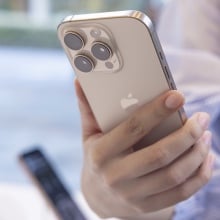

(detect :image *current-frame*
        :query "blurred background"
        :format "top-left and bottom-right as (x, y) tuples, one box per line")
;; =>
(0, 0), (170, 194)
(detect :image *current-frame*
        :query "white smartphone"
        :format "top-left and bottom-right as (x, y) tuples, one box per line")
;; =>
(57, 10), (186, 148)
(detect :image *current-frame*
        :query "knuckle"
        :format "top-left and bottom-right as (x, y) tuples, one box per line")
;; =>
(126, 116), (145, 137)
(167, 168), (184, 185)
(153, 147), (170, 167)
(187, 120), (202, 142)
(189, 129), (200, 142)
(89, 148), (104, 171)
(102, 172), (121, 188)
(194, 145), (207, 162)
(154, 105), (168, 119)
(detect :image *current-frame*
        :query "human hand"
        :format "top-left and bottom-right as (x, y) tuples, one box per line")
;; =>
(74, 79), (214, 219)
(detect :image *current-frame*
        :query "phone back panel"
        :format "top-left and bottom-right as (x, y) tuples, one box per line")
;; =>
(58, 11), (186, 146)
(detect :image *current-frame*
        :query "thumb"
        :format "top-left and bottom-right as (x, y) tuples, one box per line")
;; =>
(74, 79), (101, 141)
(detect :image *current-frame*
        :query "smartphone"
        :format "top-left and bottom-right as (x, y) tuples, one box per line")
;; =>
(19, 148), (86, 220)
(57, 10), (186, 147)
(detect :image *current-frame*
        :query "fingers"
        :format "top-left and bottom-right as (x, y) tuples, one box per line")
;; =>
(110, 112), (210, 180)
(133, 153), (215, 213)
(91, 90), (185, 162)
(74, 79), (101, 141)
(144, 131), (212, 195)
(113, 131), (212, 201)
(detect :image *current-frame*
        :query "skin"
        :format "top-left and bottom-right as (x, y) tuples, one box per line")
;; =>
(74, 79), (215, 220)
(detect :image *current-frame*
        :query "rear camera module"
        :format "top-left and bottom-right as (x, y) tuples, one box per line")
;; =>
(64, 32), (84, 50)
(74, 55), (94, 73)
(91, 42), (112, 61)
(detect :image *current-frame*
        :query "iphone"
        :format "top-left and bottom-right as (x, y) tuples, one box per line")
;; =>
(57, 10), (186, 147)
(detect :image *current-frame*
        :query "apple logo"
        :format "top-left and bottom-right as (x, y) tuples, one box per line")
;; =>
(120, 93), (139, 111)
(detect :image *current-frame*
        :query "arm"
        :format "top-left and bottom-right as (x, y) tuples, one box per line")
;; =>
(75, 79), (214, 220)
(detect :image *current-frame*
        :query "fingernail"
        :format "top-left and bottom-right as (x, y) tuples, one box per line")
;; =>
(198, 113), (210, 130)
(165, 92), (183, 109)
(202, 131), (212, 145)
(208, 153), (216, 169)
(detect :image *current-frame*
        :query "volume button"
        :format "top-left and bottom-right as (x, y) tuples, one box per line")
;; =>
(164, 66), (170, 80)
(159, 51), (163, 60)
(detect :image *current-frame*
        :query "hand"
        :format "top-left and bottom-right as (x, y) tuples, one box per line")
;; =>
(74, 79), (214, 219)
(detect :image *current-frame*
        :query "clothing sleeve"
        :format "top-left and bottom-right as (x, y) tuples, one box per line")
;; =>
(173, 165), (220, 220)
(157, 0), (220, 56)
(168, 50), (220, 219)
(156, 0), (220, 218)
(164, 47), (220, 151)
(159, 24), (220, 220)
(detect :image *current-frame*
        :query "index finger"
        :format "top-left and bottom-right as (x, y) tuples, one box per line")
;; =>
(74, 79), (102, 141)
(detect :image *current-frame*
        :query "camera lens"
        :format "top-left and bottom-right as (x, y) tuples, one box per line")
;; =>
(91, 42), (112, 61)
(105, 61), (114, 69)
(90, 29), (101, 38)
(64, 32), (84, 50)
(74, 55), (94, 73)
